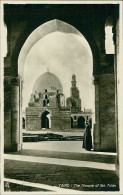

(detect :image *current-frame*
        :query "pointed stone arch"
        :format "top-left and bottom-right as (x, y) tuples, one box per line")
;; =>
(18, 19), (93, 80)
(41, 111), (51, 129)
(77, 116), (85, 129)
(4, 5), (118, 153)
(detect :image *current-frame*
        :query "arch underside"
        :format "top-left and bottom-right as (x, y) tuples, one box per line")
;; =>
(4, 4), (118, 153)
(18, 19), (93, 79)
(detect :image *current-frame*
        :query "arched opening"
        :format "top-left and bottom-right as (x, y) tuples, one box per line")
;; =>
(71, 117), (73, 128)
(105, 16), (115, 54)
(43, 99), (47, 107)
(3, 5), (119, 192)
(47, 99), (49, 107)
(18, 21), (94, 117)
(18, 19), (94, 150)
(77, 116), (85, 129)
(22, 117), (25, 129)
(41, 111), (51, 129)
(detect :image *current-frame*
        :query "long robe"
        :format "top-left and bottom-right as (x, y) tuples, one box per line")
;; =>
(82, 124), (92, 150)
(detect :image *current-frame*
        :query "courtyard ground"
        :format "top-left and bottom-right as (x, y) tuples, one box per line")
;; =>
(4, 140), (119, 193)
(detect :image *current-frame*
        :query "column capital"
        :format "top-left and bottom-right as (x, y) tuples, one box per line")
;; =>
(100, 53), (107, 66)
(11, 77), (20, 86)
(93, 76), (99, 85)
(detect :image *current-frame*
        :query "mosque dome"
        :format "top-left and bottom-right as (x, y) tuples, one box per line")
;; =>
(33, 71), (63, 93)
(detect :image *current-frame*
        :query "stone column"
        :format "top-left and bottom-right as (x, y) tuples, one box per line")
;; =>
(11, 77), (21, 151)
(4, 76), (12, 152)
(93, 73), (116, 152)
(93, 76), (101, 151)
(99, 74), (116, 152)
(19, 79), (23, 150)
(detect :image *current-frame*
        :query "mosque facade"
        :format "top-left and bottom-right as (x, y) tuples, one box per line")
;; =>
(25, 71), (92, 131)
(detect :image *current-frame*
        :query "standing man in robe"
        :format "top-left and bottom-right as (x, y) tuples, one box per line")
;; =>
(82, 121), (92, 151)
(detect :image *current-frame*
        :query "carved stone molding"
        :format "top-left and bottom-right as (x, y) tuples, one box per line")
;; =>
(11, 77), (20, 86)
(93, 76), (99, 85)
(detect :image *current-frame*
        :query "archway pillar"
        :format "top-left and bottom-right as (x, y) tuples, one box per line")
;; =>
(4, 76), (22, 152)
(11, 77), (22, 152)
(93, 76), (101, 150)
(93, 73), (116, 152)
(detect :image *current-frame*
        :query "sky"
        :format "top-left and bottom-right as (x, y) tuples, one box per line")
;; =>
(105, 26), (115, 54)
(22, 32), (94, 111)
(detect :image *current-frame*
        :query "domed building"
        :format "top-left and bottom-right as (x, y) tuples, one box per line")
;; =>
(26, 71), (70, 131)
(26, 71), (92, 131)
(33, 71), (63, 94)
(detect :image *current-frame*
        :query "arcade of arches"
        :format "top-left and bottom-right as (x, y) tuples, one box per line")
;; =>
(4, 4), (119, 174)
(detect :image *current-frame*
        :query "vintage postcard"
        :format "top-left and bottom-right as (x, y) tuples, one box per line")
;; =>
(0, 0), (123, 194)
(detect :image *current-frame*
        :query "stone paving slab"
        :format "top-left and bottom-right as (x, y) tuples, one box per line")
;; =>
(4, 159), (119, 191)
(7, 149), (116, 164)
(22, 141), (117, 155)
(4, 154), (115, 170)
(4, 182), (50, 192)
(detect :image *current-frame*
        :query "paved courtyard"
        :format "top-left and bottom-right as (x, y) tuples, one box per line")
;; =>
(4, 141), (119, 192)
(23, 141), (88, 153)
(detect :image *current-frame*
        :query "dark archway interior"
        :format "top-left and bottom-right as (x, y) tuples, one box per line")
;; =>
(41, 111), (50, 129)
(71, 117), (73, 128)
(22, 117), (25, 129)
(77, 116), (85, 128)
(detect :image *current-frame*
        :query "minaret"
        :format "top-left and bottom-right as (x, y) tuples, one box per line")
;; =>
(67, 74), (81, 112)
(71, 74), (79, 98)
(71, 74), (76, 88)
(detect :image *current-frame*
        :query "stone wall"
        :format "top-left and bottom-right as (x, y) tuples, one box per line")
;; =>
(26, 116), (41, 131)
(99, 74), (116, 151)
(26, 106), (71, 131)
(29, 92), (58, 108)
(4, 111), (12, 151)
(51, 109), (71, 130)
(94, 74), (116, 152)
(26, 107), (41, 131)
